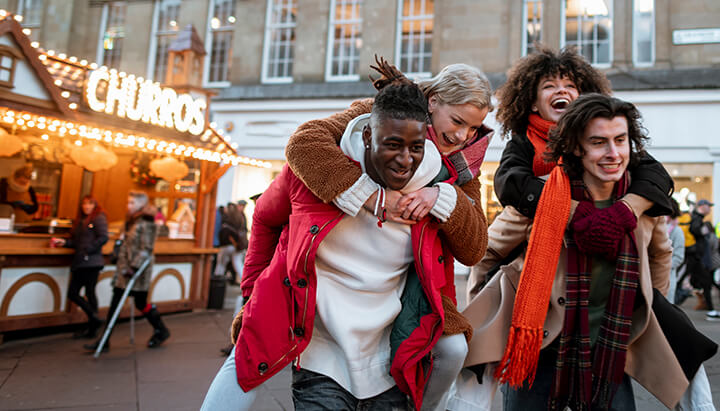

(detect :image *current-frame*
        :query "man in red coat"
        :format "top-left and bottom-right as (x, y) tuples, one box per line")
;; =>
(202, 82), (473, 410)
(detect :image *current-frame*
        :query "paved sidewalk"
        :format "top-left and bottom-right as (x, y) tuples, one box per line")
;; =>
(0, 281), (717, 410)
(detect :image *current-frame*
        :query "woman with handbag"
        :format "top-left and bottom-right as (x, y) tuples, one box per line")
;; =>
(84, 191), (170, 352)
(51, 196), (108, 339)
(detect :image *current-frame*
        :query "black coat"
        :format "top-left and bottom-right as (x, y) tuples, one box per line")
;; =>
(494, 132), (675, 218)
(65, 213), (109, 270)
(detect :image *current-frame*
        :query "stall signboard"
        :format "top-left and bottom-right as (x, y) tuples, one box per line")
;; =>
(85, 69), (207, 135)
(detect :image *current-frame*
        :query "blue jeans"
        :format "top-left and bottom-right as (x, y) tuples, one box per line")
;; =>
(501, 349), (636, 411)
(292, 368), (409, 410)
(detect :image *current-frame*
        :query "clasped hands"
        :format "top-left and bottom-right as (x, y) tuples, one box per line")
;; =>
(365, 186), (440, 225)
(570, 200), (638, 260)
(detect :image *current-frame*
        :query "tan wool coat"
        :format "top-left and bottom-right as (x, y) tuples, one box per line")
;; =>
(463, 205), (689, 409)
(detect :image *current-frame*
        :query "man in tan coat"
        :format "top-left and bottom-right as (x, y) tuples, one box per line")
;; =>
(462, 94), (688, 410)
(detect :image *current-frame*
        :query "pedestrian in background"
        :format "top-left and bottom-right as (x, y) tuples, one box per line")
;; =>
(231, 200), (249, 282)
(52, 196), (108, 339)
(84, 191), (170, 352)
(688, 199), (716, 316)
(667, 198), (685, 304)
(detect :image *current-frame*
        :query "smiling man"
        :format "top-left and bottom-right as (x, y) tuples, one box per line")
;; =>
(202, 82), (473, 411)
(463, 94), (692, 410)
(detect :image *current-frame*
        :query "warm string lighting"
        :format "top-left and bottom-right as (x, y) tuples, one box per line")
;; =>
(0, 108), (271, 168)
(0, 11), (266, 168)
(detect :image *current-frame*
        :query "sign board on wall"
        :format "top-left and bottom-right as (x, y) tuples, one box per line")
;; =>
(673, 28), (720, 45)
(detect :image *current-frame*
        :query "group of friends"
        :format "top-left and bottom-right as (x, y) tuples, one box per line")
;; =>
(201, 45), (717, 410)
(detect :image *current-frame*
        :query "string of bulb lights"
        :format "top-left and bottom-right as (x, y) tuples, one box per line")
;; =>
(0, 10), (272, 169)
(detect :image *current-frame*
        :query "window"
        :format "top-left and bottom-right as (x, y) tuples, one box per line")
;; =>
(522, 0), (542, 56)
(262, 0), (297, 83)
(17, 0), (43, 28)
(98, 1), (127, 68)
(326, 0), (363, 81)
(396, 0), (433, 77)
(205, 0), (236, 85)
(633, 0), (654, 66)
(150, 0), (181, 82)
(0, 47), (18, 88)
(563, 0), (612, 66)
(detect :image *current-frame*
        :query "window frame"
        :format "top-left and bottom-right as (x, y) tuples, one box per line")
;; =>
(632, 0), (655, 67)
(521, 0), (543, 57)
(17, 0), (43, 29)
(261, 0), (297, 84)
(96, 1), (127, 69)
(0, 46), (20, 88)
(325, 0), (363, 82)
(147, 0), (182, 82)
(394, 0), (434, 79)
(561, 0), (613, 68)
(203, 0), (236, 88)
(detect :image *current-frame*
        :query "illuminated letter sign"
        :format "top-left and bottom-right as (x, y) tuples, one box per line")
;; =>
(85, 70), (207, 135)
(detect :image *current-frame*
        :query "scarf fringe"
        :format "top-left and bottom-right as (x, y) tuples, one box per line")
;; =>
(494, 325), (543, 387)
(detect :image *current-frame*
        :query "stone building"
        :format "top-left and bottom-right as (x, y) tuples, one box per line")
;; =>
(2, 0), (719, 218)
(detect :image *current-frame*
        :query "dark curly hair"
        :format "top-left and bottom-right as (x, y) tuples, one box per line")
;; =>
(495, 45), (612, 138)
(371, 82), (428, 126)
(546, 93), (648, 179)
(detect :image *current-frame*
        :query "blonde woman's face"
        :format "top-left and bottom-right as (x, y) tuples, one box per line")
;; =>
(428, 96), (489, 155)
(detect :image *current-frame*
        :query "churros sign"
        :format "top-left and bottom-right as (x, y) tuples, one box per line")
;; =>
(85, 69), (206, 135)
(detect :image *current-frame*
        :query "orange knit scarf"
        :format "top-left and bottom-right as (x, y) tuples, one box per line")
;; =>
(494, 118), (572, 388)
(526, 114), (557, 176)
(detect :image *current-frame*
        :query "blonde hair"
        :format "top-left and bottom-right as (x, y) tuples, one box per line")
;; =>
(417, 64), (494, 112)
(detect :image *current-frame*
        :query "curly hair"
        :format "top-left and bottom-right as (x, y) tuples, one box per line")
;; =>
(495, 45), (611, 138)
(546, 93), (648, 178)
(371, 82), (428, 126)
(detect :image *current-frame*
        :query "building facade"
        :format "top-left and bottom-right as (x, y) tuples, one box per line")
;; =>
(2, 0), (719, 219)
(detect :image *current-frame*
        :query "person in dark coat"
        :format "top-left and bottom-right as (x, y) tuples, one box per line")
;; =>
(52, 196), (108, 338)
(0, 164), (39, 222)
(687, 199), (717, 317)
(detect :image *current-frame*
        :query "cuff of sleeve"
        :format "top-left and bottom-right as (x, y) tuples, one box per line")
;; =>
(332, 173), (379, 216)
(430, 183), (457, 223)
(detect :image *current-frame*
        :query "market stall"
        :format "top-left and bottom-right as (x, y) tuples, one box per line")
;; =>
(0, 13), (268, 334)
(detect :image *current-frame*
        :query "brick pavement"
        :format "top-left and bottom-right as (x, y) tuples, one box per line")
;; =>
(0, 281), (717, 410)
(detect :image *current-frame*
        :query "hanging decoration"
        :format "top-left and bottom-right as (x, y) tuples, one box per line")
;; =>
(70, 143), (118, 172)
(0, 127), (23, 157)
(130, 153), (160, 187)
(149, 156), (189, 182)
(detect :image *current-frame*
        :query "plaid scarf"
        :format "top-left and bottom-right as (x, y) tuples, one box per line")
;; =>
(549, 173), (640, 411)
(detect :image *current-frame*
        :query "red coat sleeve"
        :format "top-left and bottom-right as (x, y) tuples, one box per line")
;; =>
(240, 165), (293, 297)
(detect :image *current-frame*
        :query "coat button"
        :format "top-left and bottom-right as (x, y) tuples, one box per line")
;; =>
(283, 277), (291, 287)
(438, 255), (444, 263)
(527, 194), (535, 202)
(297, 279), (307, 288)
(543, 330), (549, 338)
(258, 362), (268, 373)
(557, 297), (565, 305)
(294, 326), (305, 337)
(309, 225), (319, 234)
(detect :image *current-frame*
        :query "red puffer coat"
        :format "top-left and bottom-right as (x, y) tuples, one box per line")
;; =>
(236, 164), (458, 409)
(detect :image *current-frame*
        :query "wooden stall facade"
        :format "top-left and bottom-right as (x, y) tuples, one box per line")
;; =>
(0, 15), (257, 334)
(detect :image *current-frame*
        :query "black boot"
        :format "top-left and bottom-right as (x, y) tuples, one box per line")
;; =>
(74, 314), (103, 339)
(145, 305), (170, 348)
(83, 339), (109, 353)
